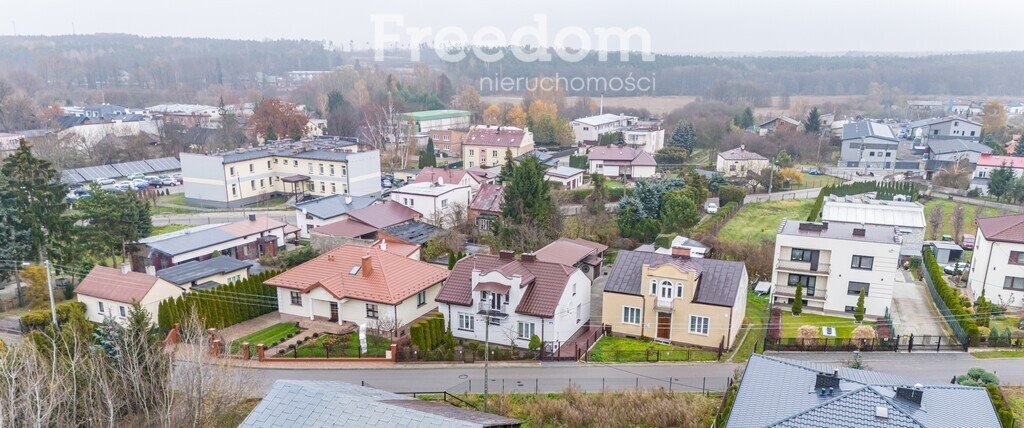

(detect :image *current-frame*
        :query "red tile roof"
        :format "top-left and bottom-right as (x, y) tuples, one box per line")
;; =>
(587, 146), (657, 166)
(75, 266), (160, 303)
(534, 238), (607, 266)
(265, 244), (449, 304)
(437, 254), (576, 318)
(469, 184), (504, 214)
(311, 218), (378, 238)
(413, 167), (473, 186)
(465, 126), (529, 147)
(977, 214), (1024, 244)
(977, 154), (1024, 169)
(347, 201), (420, 229)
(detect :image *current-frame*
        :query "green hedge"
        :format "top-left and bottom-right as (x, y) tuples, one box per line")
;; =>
(807, 181), (918, 221)
(20, 301), (86, 330)
(410, 313), (452, 350)
(561, 187), (626, 204)
(987, 384), (1016, 428)
(157, 269), (280, 330)
(922, 247), (979, 339)
(691, 202), (740, 237)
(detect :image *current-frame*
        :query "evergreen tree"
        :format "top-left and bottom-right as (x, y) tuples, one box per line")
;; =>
(498, 149), (516, 183)
(774, 149), (793, 168)
(660, 191), (701, 233)
(988, 166), (1015, 200)
(669, 120), (687, 148)
(0, 140), (71, 262)
(420, 138), (437, 167)
(1015, 139), (1024, 156)
(681, 123), (698, 154)
(264, 124), (278, 141)
(855, 288), (866, 323)
(792, 284), (803, 315)
(804, 107), (822, 133)
(740, 107), (755, 128)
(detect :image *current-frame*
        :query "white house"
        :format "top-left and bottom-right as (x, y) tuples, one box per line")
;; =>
(75, 264), (184, 325)
(412, 167), (483, 191)
(716, 146), (770, 178)
(586, 145), (657, 179)
(435, 251), (592, 350)
(910, 116), (983, 142)
(971, 154), (1024, 195)
(294, 195), (377, 238)
(820, 195), (925, 258)
(770, 220), (902, 318)
(571, 113), (637, 143)
(390, 181), (472, 226)
(968, 214), (1024, 309)
(544, 165), (586, 189)
(139, 215), (299, 270)
(266, 242), (450, 337)
(622, 123), (665, 154)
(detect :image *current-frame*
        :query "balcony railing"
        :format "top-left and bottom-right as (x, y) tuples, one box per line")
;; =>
(655, 297), (674, 310)
(773, 285), (826, 301)
(478, 301), (509, 318)
(776, 259), (830, 274)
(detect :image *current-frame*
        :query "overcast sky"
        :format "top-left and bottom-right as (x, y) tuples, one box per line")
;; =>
(5, 0), (1024, 54)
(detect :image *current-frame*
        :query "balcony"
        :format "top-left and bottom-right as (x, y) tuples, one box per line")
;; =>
(478, 300), (509, 319)
(776, 259), (830, 274)
(773, 285), (826, 301)
(655, 297), (674, 311)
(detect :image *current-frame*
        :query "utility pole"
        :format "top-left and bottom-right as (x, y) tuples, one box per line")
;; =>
(768, 161), (777, 195)
(483, 294), (492, 413)
(43, 260), (58, 327)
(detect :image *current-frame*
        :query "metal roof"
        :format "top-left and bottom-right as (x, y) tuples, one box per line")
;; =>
(604, 250), (745, 307)
(821, 199), (926, 229)
(381, 221), (441, 245)
(778, 219), (903, 245)
(112, 160), (157, 176)
(926, 139), (992, 155)
(145, 156), (182, 172)
(572, 113), (636, 126)
(842, 120), (897, 142)
(402, 109), (471, 121)
(155, 257), (253, 285)
(295, 194), (376, 219)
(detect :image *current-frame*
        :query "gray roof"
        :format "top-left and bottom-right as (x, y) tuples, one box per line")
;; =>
(296, 194), (376, 219)
(241, 380), (520, 428)
(146, 228), (238, 256)
(381, 221), (441, 245)
(909, 116), (982, 129)
(926, 138), (993, 155)
(842, 120), (897, 142)
(727, 355), (1000, 428)
(156, 257), (253, 285)
(545, 165), (584, 178)
(778, 219), (901, 245)
(604, 250), (745, 307)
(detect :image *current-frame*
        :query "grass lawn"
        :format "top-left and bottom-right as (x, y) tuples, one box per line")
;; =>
(606, 179), (626, 189)
(787, 174), (844, 190)
(151, 204), (196, 215)
(587, 336), (718, 362)
(149, 223), (190, 236)
(292, 333), (390, 358)
(230, 322), (301, 353)
(922, 199), (1001, 239)
(1004, 387), (1024, 423)
(729, 291), (769, 362)
(971, 350), (1024, 359)
(719, 199), (816, 243)
(158, 193), (186, 205)
(780, 312), (873, 339)
(685, 148), (712, 166)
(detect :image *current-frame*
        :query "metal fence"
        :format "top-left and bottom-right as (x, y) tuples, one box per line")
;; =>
(763, 334), (964, 353)
(918, 264), (969, 350)
(438, 376), (731, 395)
(744, 188), (821, 203)
(396, 346), (541, 363)
(151, 213), (293, 226)
(584, 348), (719, 363)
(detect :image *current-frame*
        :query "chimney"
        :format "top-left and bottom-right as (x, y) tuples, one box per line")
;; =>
(499, 250), (515, 260)
(671, 246), (691, 258)
(379, 240), (388, 251)
(740, 144), (745, 151)
(248, 214), (257, 222)
(521, 253), (536, 262)
(145, 265), (156, 276)
(360, 253), (373, 277)
(120, 262), (131, 275)
(895, 385), (923, 405)
(345, 195), (353, 205)
(815, 371), (840, 389)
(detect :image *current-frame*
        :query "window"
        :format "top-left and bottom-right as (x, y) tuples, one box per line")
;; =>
(249, 163), (254, 172)
(869, 151), (875, 157)
(1009, 251), (1024, 265)
(660, 280), (673, 299)
(366, 304), (379, 318)
(970, 131), (976, 136)
(729, 164), (736, 171)
(320, 182), (326, 193)
(231, 184), (237, 197)
(623, 307), (641, 325)
(268, 160), (273, 168)
(469, 149), (475, 156)
(847, 281), (870, 296)
(689, 315), (709, 335)
(290, 291), (302, 306)
(229, 166), (235, 176)
(331, 183), (336, 194)
(851, 255), (874, 270)
(469, 161), (475, 167)
(458, 313), (475, 331)
(845, 306), (856, 313)
(788, 274), (816, 296)
(885, 152), (892, 157)
(319, 164), (324, 174)
(260, 178), (265, 188)
(492, 150), (498, 157)
(119, 306), (126, 317)
(517, 321), (535, 339)
(791, 248), (813, 262)
(308, 163), (314, 173)
(330, 165), (335, 175)
(250, 180), (256, 190)
(98, 301), (105, 313)
(1005, 276), (1024, 291)
(416, 290), (426, 307)
(441, 199), (448, 207)
(676, 282), (684, 298)
(576, 304), (581, 322)
(293, 160), (298, 166)
(650, 279), (657, 295)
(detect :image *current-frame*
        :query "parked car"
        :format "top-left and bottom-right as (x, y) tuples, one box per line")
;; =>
(381, 178), (393, 188)
(173, 173), (183, 183)
(95, 177), (117, 186)
(160, 176), (177, 186)
(114, 181), (133, 191)
(65, 188), (91, 204)
(705, 202), (719, 214)
(806, 169), (823, 175)
(962, 234), (976, 250)
(943, 262), (970, 275)
(146, 176), (164, 187)
(941, 234), (954, 242)
(127, 173), (145, 180)
(133, 181), (150, 190)
(380, 189), (392, 199)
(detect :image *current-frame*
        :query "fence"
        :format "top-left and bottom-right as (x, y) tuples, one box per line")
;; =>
(744, 188), (821, 203)
(150, 213), (293, 226)
(437, 376), (731, 395)
(584, 348), (719, 363)
(919, 263), (969, 350)
(763, 334), (965, 353)
(395, 346), (541, 363)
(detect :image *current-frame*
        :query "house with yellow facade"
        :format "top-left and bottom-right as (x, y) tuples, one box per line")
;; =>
(462, 125), (534, 169)
(602, 248), (748, 350)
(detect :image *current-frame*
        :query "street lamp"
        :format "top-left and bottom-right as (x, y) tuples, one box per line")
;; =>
(482, 294), (493, 412)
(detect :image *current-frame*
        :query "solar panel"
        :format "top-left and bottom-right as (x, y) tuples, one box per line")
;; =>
(111, 160), (156, 176)
(60, 170), (86, 184)
(73, 165), (121, 181)
(145, 157), (181, 172)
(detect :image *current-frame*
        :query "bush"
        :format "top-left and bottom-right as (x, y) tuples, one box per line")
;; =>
(718, 185), (746, 206)
(956, 367), (999, 386)
(922, 247), (979, 339)
(852, 325), (876, 340)
(21, 301), (86, 330)
(157, 269), (280, 330)
(796, 325), (818, 339)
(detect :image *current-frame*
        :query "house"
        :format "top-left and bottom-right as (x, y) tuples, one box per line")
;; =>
(971, 154), (1024, 195)
(534, 237), (608, 280)
(968, 214), (1024, 309)
(294, 194), (376, 238)
(602, 249), (748, 349)
(820, 195), (926, 258)
(586, 145), (657, 179)
(391, 181), (473, 226)
(0, 133), (24, 160)
(266, 242), (450, 336)
(635, 235), (710, 258)
(924, 138), (993, 178)
(154, 257), (253, 290)
(308, 200), (422, 247)
(515, 147), (578, 168)
(413, 167), (483, 191)
(621, 122), (665, 154)
(436, 251), (592, 349)
(139, 215), (299, 270)
(57, 116), (161, 147)
(427, 127), (469, 164)
(839, 120), (899, 169)
(1007, 103), (1024, 115)
(726, 354), (1001, 428)
(570, 113), (638, 143)
(758, 115), (802, 134)
(468, 183), (504, 231)
(180, 139), (381, 208)
(76, 264), (184, 324)
(544, 165), (585, 189)
(241, 380), (521, 428)
(909, 116), (982, 142)
(462, 125), (535, 169)
(770, 220), (901, 318)
(402, 110), (472, 134)
(716, 146), (770, 178)
(147, 104), (221, 127)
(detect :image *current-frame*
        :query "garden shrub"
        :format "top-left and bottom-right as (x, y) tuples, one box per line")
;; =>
(157, 269), (280, 330)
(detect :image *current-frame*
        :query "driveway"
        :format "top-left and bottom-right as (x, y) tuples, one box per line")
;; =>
(890, 271), (948, 337)
(590, 275), (607, 322)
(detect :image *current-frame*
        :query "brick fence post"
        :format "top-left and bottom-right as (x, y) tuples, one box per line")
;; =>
(242, 343), (251, 360)
(257, 344), (266, 361)
(210, 339), (222, 356)
(163, 323), (181, 345)
(390, 343), (398, 362)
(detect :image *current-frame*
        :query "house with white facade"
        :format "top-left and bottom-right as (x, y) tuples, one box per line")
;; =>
(76, 264), (185, 324)
(968, 214), (1024, 309)
(622, 122), (665, 154)
(716, 146), (770, 178)
(770, 220), (902, 318)
(412, 167), (483, 191)
(544, 165), (585, 190)
(586, 145), (657, 179)
(266, 242), (450, 338)
(436, 251), (591, 350)
(390, 180), (472, 226)
(839, 120), (899, 169)
(910, 116), (982, 142)
(820, 195), (926, 258)
(970, 154), (1024, 195)
(139, 215), (299, 270)
(571, 113), (637, 143)
(294, 194), (376, 238)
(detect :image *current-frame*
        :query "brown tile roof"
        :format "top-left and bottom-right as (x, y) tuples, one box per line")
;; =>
(469, 184), (504, 214)
(75, 266), (160, 303)
(465, 125), (529, 147)
(265, 244), (449, 305)
(534, 237), (607, 266)
(346, 201), (420, 229)
(413, 167), (472, 186)
(311, 218), (378, 238)
(977, 214), (1024, 244)
(373, 238), (420, 258)
(587, 146), (658, 166)
(437, 254), (576, 318)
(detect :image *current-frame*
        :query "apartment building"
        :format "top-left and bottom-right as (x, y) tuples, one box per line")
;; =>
(181, 139), (381, 208)
(770, 220), (901, 318)
(462, 125), (535, 169)
(968, 214), (1024, 309)
(427, 127), (469, 163)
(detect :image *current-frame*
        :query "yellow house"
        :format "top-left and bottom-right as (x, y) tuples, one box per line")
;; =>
(462, 125), (534, 169)
(602, 249), (748, 349)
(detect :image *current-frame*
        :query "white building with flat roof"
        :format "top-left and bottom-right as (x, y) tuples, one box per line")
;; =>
(390, 180), (472, 226)
(820, 196), (925, 258)
(571, 113), (637, 143)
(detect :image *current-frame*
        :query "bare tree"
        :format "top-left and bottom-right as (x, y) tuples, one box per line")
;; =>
(361, 93), (410, 171)
(952, 204), (965, 241)
(372, 313), (403, 339)
(928, 205), (943, 240)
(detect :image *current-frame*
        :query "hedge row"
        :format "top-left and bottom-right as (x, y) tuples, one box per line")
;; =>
(986, 384), (1016, 428)
(922, 247), (979, 338)
(157, 269), (280, 331)
(20, 301), (86, 330)
(410, 313), (452, 350)
(691, 202), (740, 237)
(560, 187), (626, 204)
(807, 181), (918, 221)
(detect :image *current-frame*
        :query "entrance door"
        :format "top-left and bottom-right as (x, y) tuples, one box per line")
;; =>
(329, 302), (339, 322)
(657, 312), (672, 340)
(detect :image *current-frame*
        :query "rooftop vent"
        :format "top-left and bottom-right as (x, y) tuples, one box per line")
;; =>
(895, 385), (923, 405)
(799, 222), (826, 232)
(499, 250), (515, 260)
(875, 405), (889, 419)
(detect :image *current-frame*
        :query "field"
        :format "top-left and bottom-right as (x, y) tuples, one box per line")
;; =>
(780, 313), (873, 339)
(718, 199), (816, 243)
(921, 199), (1001, 239)
(729, 291), (769, 362)
(479, 94), (862, 116)
(587, 336), (717, 362)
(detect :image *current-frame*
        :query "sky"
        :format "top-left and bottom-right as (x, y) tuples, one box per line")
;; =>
(4, 0), (1024, 55)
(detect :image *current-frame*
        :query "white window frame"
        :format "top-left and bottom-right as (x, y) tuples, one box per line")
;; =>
(290, 291), (302, 306)
(622, 306), (641, 325)
(676, 282), (684, 298)
(659, 280), (673, 299)
(689, 315), (709, 335)
(458, 313), (475, 331)
(517, 321), (535, 339)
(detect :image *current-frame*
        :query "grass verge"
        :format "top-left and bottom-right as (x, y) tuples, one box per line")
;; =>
(971, 350), (1024, 359)
(291, 333), (390, 358)
(729, 291), (769, 362)
(230, 322), (300, 353)
(587, 336), (718, 362)
(780, 312), (873, 339)
(149, 223), (191, 236)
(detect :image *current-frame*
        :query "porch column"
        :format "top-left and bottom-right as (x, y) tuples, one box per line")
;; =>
(308, 298), (314, 320)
